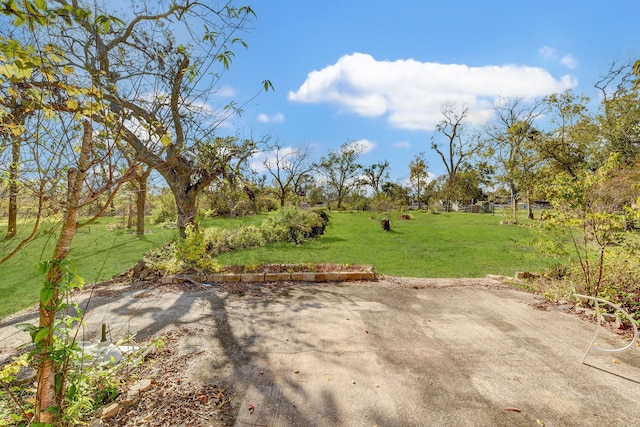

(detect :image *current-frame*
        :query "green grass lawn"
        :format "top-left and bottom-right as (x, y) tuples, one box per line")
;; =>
(0, 210), (556, 320)
(215, 210), (555, 278)
(0, 217), (178, 319)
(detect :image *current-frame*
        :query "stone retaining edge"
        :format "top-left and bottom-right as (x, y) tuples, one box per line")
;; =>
(160, 269), (377, 285)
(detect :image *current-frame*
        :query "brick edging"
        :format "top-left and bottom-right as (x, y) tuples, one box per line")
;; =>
(160, 269), (377, 285)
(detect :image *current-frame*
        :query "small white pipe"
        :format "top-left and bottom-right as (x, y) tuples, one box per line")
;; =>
(573, 294), (639, 364)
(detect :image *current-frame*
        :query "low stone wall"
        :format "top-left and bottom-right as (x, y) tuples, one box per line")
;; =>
(160, 268), (376, 285)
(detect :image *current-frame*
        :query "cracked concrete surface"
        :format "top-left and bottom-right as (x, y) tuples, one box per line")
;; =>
(1, 278), (639, 426)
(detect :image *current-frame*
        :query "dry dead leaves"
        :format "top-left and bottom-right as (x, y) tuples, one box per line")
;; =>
(102, 329), (235, 427)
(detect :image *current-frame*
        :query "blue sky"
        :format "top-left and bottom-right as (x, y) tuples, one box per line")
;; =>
(216, 0), (640, 182)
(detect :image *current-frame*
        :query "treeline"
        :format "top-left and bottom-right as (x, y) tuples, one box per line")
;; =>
(6, 70), (640, 232)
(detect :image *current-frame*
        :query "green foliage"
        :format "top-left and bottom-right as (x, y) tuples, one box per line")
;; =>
(254, 196), (280, 214)
(316, 142), (363, 209)
(540, 156), (629, 295)
(0, 262), (153, 426)
(150, 190), (177, 225)
(409, 152), (429, 209)
(202, 207), (326, 254)
(534, 154), (640, 318)
(501, 207), (518, 225)
(311, 208), (330, 227)
(0, 217), (178, 320)
(261, 206), (328, 244)
(149, 207), (328, 273)
(0, 353), (32, 424)
(596, 251), (640, 320)
(540, 90), (599, 176)
(173, 224), (221, 272)
(369, 194), (400, 213)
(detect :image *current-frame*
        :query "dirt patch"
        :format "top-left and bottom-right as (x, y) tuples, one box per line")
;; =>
(103, 328), (236, 427)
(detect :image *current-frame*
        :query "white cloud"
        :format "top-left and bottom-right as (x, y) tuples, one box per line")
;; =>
(349, 138), (376, 154)
(257, 112), (285, 123)
(539, 46), (578, 70)
(250, 145), (298, 174)
(539, 46), (556, 60)
(561, 54), (578, 69)
(289, 53), (576, 131)
(393, 140), (412, 149)
(215, 86), (236, 98)
(249, 151), (269, 173)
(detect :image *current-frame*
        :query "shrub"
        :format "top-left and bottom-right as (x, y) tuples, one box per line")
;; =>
(370, 194), (403, 213)
(232, 199), (254, 217)
(254, 196), (279, 213)
(310, 208), (330, 236)
(226, 225), (265, 250)
(150, 191), (177, 225)
(261, 206), (327, 244)
(147, 207), (328, 274)
(589, 252), (640, 321)
(173, 224), (220, 272)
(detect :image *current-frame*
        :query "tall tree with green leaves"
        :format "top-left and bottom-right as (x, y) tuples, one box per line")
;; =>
(317, 141), (363, 209)
(482, 98), (544, 221)
(0, 3), (145, 423)
(539, 90), (599, 177)
(596, 60), (640, 164)
(27, 0), (272, 237)
(409, 152), (429, 209)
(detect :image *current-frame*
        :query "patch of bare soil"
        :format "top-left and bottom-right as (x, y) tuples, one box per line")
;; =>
(103, 328), (236, 427)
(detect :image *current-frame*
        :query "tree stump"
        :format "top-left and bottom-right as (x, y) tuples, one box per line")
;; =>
(381, 218), (390, 231)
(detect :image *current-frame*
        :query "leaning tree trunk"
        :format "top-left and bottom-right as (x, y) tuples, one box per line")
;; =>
(35, 121), (92, 424)
(5, 136), (20, 239)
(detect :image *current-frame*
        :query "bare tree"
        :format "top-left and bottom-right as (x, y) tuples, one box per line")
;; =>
(360, 160), (390, 197)
(431, 104), (480, 209)
(263, 142), (315, 207)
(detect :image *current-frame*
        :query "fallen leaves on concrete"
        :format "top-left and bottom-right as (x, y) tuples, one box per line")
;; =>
(102, 329), (235, 427)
